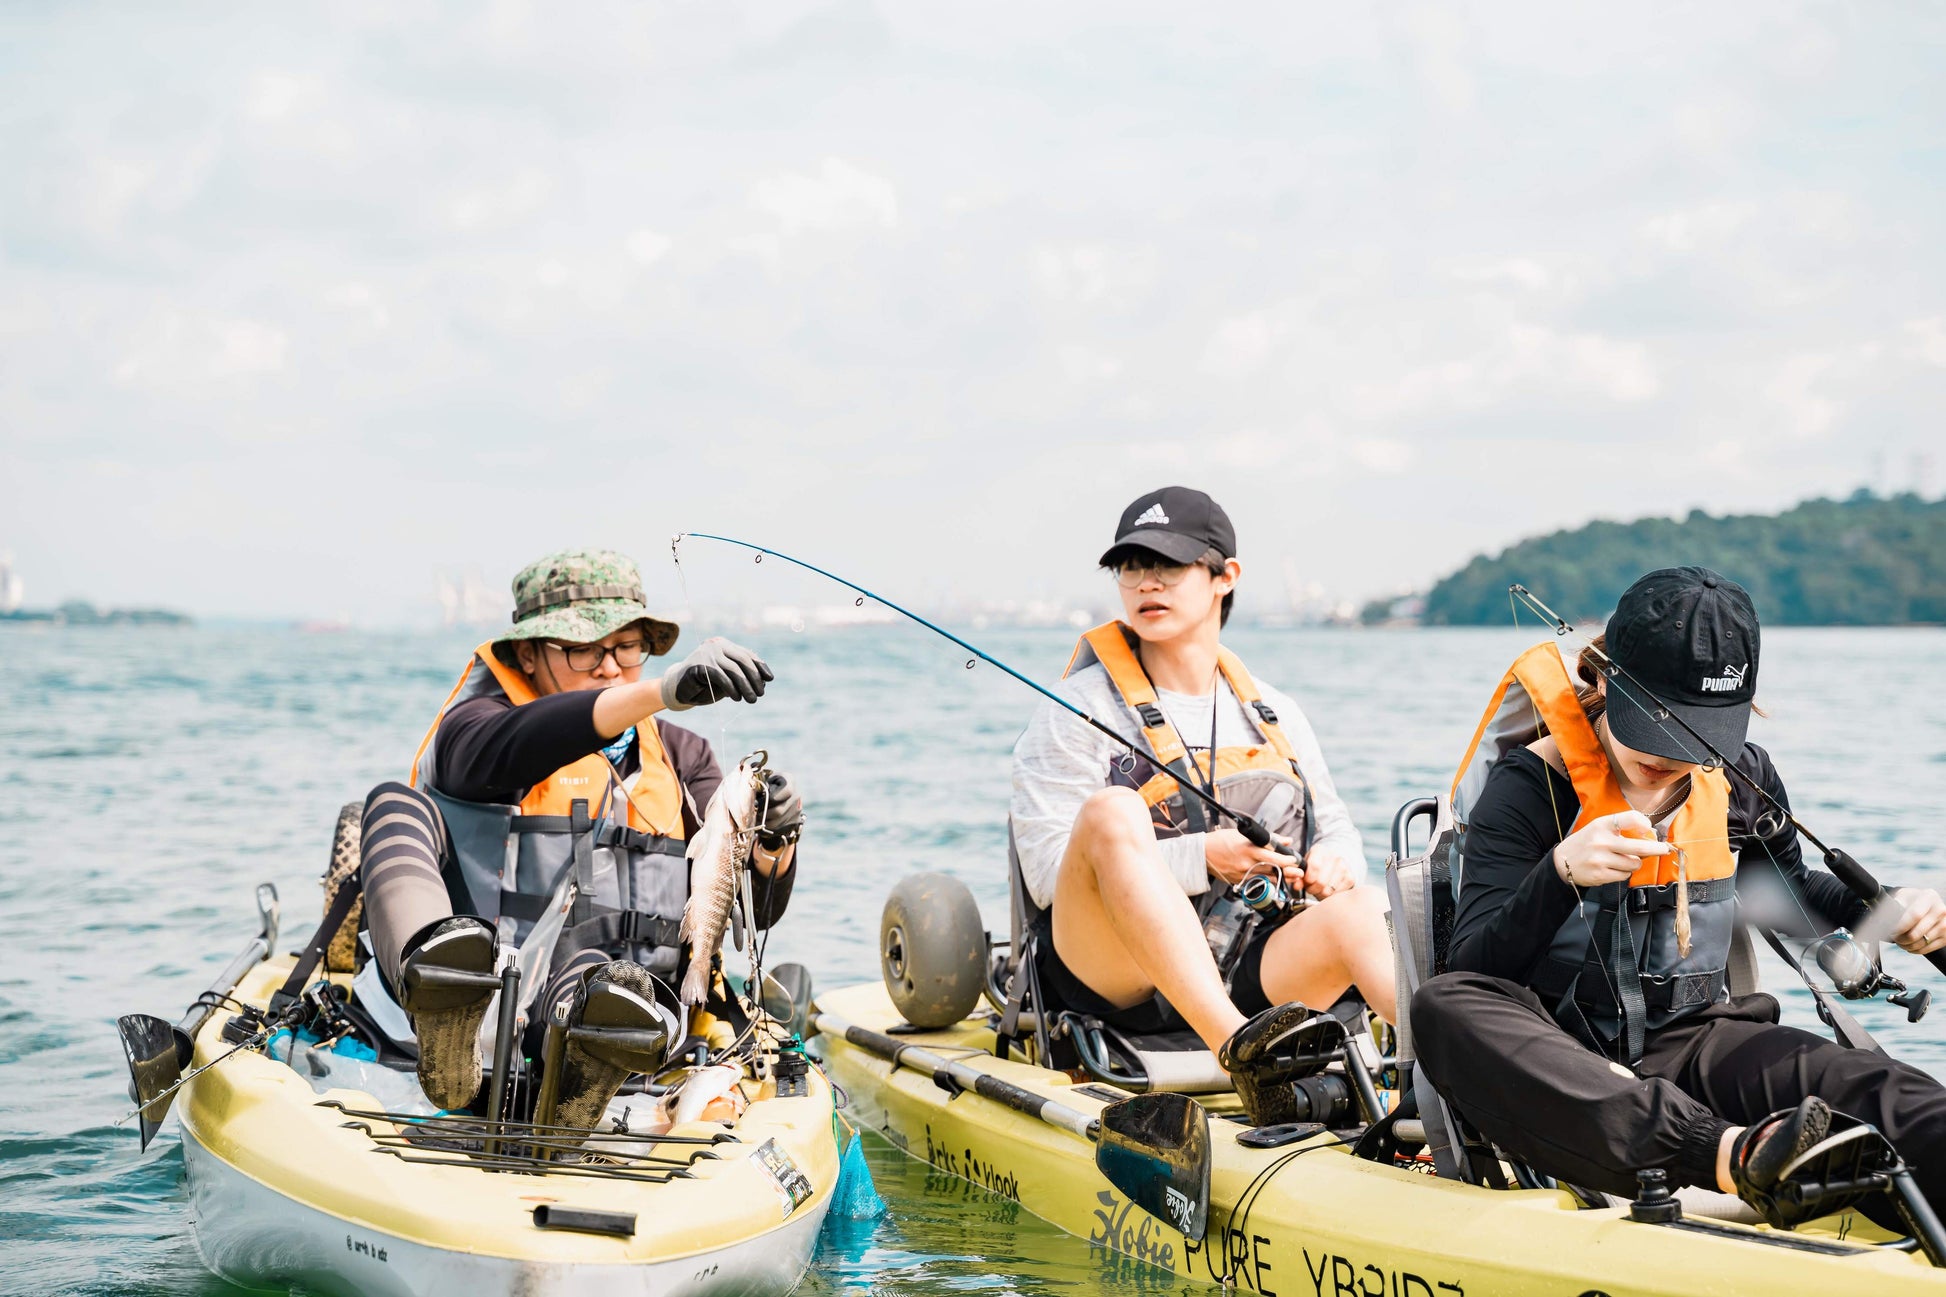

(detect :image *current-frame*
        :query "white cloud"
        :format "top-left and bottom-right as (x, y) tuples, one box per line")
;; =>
(1904, 318), (1946, 368)
(323, 282), (389, 329)
(1199, 301), (1300, 378)
(1641, 202), (1751, 253)
(1033, 243), (1158, 307)
(750, 157), (897, 236)
(1453, 259), (1550, 291)
(1057, 345), (1122, 382)
(624, 229), (672, 266)
(113, 314), (289, 386)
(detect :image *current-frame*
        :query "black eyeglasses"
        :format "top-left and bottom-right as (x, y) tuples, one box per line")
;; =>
(544, 639), (651, 672)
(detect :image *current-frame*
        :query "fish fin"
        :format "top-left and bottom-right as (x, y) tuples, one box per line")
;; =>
(680, 960), (709, 1006)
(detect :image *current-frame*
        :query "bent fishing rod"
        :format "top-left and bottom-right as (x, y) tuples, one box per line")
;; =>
(672, 532), (1295, 858)
(1510, 582), (1946, 979)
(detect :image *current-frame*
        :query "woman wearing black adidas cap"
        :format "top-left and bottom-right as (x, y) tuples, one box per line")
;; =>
(1412, 566), (1946, 1226)
(1010, 486), (1396, 1127)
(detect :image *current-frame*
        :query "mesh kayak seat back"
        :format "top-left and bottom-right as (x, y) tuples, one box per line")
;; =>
(1381, 796), (1763, 1222)
(990, 820), (1229, 1093)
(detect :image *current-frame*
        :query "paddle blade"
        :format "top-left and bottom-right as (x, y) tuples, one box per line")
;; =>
(118, 1014), (192, 1151)
(1095, 1092), (1211, 1243)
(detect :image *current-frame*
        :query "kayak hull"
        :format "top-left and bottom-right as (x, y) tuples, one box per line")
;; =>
(175, 957), (835, 1297)
(814, 980), (1945, 1297)
(183, 1126), (828, 1297)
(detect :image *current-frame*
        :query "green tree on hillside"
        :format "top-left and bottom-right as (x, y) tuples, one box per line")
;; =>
(1423, 493), (1946, 626)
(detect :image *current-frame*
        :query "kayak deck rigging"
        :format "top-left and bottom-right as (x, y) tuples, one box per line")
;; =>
(320, 1100), (741, 1183)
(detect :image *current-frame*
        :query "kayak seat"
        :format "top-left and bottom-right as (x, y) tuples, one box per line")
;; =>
(992, 822), (1381, 1111)
(1377, 795), (1766, 1206)
(990, 821), (1230, 1092)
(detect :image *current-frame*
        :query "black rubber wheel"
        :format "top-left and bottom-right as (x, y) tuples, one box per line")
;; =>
(881, 872), (987, 1029)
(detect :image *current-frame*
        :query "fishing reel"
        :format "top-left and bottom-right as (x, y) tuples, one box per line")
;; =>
(1807, 929), (1932, 1023)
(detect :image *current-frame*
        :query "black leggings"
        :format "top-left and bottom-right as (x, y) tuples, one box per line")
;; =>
(1412, 971), (1946, 1208)
(359, 781), (597, 1014)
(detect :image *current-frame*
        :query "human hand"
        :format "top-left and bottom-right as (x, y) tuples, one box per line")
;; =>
(1206, 829), (1304, 890)
(1885, 888), (1946, 956)
(659, 638), (774, 710)
(757, 769), (804, 848)
(1301, 850), (1356, 899)
(1553, 810), (1672, 888)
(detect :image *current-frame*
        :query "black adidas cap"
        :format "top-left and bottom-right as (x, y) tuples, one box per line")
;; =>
(1099, 486), (1237, 567)
(1603, 566), (1761, 764)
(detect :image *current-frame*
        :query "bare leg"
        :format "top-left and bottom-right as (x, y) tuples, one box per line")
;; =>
(1256, 886), (1397, 1023)
(1051, 788), (1249, 1051)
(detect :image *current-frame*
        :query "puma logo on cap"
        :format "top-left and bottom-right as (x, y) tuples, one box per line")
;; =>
(1700, 663), (1748, 693)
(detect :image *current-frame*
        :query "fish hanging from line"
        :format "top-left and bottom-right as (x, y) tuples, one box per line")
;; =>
(679, 752), (766, 1006)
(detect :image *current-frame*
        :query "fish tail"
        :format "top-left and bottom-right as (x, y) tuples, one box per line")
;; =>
(681, 959), (710, 1006)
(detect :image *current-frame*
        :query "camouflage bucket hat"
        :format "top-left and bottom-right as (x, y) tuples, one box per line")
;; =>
(499, 548), (680, 656)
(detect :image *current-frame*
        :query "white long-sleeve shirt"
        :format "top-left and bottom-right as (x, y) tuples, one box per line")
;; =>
(1009, 661), (1368, 910)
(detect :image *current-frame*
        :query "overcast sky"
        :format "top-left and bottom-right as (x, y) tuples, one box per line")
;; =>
(4, 2), (1943, 623)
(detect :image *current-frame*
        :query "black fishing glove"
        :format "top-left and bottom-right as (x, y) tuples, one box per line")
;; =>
(757, 770), (804, 850)
(658, 637), (774, 710)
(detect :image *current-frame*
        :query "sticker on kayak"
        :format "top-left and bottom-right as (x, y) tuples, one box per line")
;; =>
(750, 1138), (812, 1218)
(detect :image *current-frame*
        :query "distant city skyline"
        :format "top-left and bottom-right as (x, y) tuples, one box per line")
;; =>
(5, 3), (1944, 623)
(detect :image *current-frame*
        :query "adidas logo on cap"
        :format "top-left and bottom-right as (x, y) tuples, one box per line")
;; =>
(1133, 503), (1170, 527)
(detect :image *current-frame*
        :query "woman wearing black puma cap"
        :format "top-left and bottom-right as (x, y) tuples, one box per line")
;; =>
(1412, 566), (1946, 1227)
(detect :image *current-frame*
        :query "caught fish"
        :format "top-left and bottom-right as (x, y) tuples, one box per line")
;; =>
(678, 753), (765, 1006)
(669, 1062), (747, 1126)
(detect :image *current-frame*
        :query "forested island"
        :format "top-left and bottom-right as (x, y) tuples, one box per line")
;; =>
(1418, 492), (1945, 626)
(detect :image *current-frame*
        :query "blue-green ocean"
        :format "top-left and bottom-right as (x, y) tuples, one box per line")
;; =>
(2, 623), (1942, 1294)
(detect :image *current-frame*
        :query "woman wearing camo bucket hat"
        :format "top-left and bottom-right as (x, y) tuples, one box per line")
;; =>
(352, 548), (807, 1130)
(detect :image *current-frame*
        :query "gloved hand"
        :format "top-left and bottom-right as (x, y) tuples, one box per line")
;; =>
(757, 770), (804, 849)
(658, 637), (774, 710)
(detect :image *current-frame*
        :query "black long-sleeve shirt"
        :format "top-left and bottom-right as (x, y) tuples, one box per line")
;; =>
(1449, 742), (1864, 983)
(429, 689), (796, 927)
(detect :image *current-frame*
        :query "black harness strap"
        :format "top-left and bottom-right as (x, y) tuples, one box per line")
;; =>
(567, 798), (596, 927)
(268, 875), (364, 1012)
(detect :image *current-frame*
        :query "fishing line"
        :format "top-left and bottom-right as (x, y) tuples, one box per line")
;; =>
(1508, 597), (1629, 1015)
(670, 532), (1293, 856)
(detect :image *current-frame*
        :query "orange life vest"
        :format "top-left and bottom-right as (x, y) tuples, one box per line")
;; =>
(411, 643), (684, 838)
(1455, 642), (1732, 887)
(1066, 622), (1310, 846)
(1454, 642), (1739, 1061)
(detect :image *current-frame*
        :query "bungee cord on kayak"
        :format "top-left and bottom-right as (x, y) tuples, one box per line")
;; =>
(671, 530), (1298, 862)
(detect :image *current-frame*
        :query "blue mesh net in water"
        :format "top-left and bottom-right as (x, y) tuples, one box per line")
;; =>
(830, 1130), (887, 1220)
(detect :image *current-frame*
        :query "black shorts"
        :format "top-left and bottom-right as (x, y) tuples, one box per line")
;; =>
(1031, 909), (1279, 1034)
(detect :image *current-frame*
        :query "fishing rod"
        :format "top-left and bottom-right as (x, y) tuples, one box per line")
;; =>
(672, 532), (1295, 859)
(1509, 582), (1946, 980)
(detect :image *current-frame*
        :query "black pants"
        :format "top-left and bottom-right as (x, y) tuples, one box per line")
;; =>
(1412, 971), (1946, 1209)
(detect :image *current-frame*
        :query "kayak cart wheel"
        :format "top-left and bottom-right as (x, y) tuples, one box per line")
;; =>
(322, 801), (364, 973)
(881, 872), (987, 1029)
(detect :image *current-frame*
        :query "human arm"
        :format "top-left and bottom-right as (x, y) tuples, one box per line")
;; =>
(1448, 750), (1597, 980)
(433, 692), (610, 803)
(1258, 685), (1368, 897)
(1731, 745), (1946, 953)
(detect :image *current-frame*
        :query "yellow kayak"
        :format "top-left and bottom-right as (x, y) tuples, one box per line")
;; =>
(169, 952), (838, 1297)
(812, 978), (1946, 1296)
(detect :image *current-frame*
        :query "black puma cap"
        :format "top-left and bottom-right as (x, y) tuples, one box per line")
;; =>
(1098, 486), (1237, 566)
(1603, 566), (1761, 763)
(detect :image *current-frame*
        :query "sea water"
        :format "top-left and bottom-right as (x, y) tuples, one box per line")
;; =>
(2, 624), (1942, 1294)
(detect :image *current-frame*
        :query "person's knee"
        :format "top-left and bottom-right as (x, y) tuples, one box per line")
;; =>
(1071, 787), (1151, 856)
(1408, 972), (1496, 1067)
(364, 780), (419, 814)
